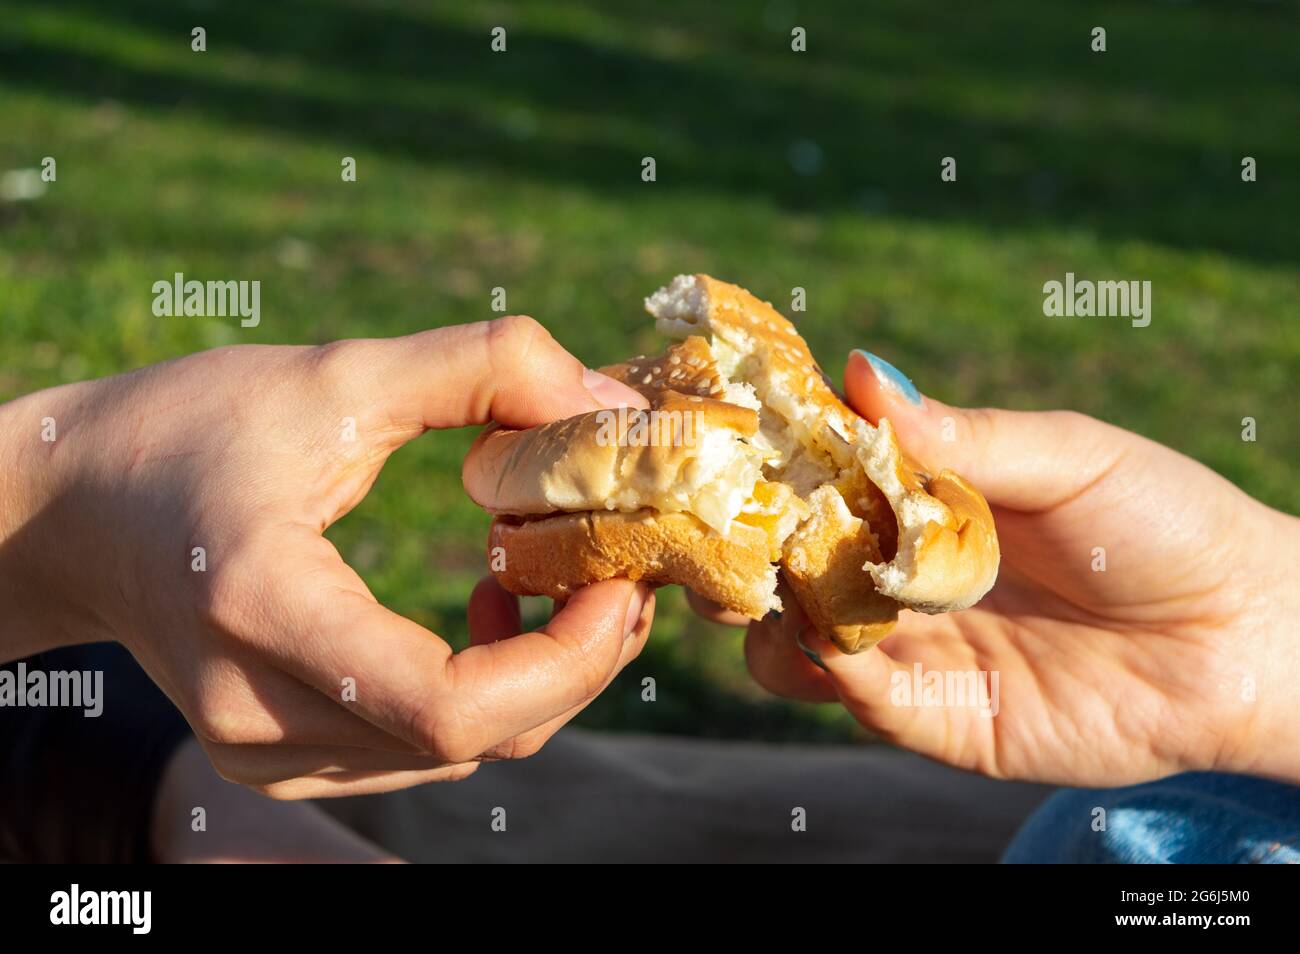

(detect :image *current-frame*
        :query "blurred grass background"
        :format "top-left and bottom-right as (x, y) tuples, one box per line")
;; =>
(1, 0), (1297, 743)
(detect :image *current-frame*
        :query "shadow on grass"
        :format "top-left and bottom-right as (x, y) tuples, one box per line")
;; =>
(1, 0), (1297, 263)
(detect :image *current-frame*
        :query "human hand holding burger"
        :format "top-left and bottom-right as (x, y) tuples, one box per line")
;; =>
(0, 317), (654, 798)
(740, 352), (1300, 788)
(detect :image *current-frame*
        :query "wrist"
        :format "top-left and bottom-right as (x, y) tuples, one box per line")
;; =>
(1215, 506), (1300, 784)
(0, 382), (108, 659)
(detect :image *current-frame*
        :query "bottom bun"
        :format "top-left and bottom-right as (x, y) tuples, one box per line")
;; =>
(489, 510), (779, 620)
(782, 486), (900, 654)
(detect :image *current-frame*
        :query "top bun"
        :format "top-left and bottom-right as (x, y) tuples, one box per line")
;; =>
(463, 339), (773, 539)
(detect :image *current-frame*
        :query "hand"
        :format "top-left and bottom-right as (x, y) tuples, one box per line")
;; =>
(739, 350), (1300, 787)
(0, 317), (654, 798)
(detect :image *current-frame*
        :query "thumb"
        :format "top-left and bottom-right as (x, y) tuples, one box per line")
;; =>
(363, 316), (648, 434)
(844, 349), (1121, 511)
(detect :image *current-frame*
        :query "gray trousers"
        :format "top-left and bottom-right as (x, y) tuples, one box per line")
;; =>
(323, 729), (1050, 863)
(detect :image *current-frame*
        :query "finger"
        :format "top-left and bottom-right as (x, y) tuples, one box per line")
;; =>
(549, 594), (569, 622)
(256, 763), (481, 800)
(685, 588), (750, 627)
(351, 317), (648, 436)
(428, 579), (651, 761)
(273, 552), (650, 761)
(203, 741), (470, 787)
(230, 530), (469, 753)
(843, 349), (1125, 511)
(799, 624), (993, 773)
(481, 589), (656, 760)
(467, 575), (522, 646)
(743, 601), (838, 703)
(250, 562), (459, 755)
(744, 619), (839, 703)
(181, 655), (425, 753)
(802, 626), (917, 727)
(208, 594), (654, 786)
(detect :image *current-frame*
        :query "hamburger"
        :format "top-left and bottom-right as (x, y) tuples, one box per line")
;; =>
(462, 275), (1000, 653)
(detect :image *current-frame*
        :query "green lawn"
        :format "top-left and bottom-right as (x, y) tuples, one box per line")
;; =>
(2, 0), (1297, 742)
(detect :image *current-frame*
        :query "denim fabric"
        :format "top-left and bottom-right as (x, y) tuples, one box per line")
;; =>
(1003, 771), (1300, 863)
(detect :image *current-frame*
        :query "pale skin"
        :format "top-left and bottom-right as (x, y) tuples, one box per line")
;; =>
(6, 320), (1297, 860)
(698, 350), (1300, 788)
(140, 341), (1300, 857)
(0, 316), (655, 802)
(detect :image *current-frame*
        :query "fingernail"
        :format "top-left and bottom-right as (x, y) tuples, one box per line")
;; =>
(583, 369), (648, 409)
(623, 584), (650, 638)
(856, 350), (922, 405)
(794, 629), (827, 671)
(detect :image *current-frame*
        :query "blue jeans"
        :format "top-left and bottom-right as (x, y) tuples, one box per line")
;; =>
(1003, 772), (1300, 863)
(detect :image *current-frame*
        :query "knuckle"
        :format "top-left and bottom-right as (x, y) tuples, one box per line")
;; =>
(958, 406), (1000, 447)
(187, 673), (253, 746)
(410, 698), (481, 765)
(577, 663), (610, 704)
(486, 314), (550, 368)
(489, 313), (545, 343)
(190, 705), (246, 747)
(502, 734), (547, 761)
(567, 641), (616, 703)
(305, 339), (377, 412)
(202, 746), (245, 784)
(434, 737), (482, 766)
(309, 339), (361, 386)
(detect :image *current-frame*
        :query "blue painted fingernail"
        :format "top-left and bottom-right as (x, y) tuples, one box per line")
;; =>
(856, 350), (922, 405)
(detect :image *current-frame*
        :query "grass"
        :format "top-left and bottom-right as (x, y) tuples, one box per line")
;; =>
(1, 0), (1297, 742)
